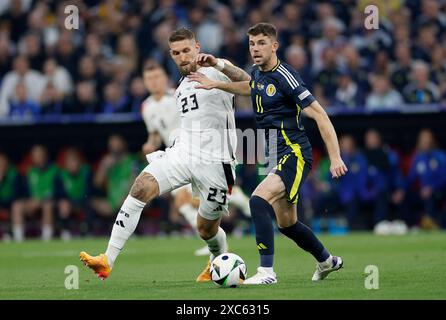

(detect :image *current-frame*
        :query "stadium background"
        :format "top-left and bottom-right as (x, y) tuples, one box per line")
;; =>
(0, 0), (446, 243)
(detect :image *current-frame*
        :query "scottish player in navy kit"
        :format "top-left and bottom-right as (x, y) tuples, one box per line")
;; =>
(188, 23), (347, 284)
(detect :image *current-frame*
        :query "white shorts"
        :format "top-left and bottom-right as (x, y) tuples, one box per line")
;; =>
(170, 184), (192, 197)
(143, 147), (235, 220)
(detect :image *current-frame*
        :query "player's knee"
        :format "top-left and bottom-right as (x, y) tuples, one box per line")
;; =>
(197, 223), (209, 239)
(252, 188), (267, 202)
(253, 177), (285, 203)
(130, 173), (159, 203)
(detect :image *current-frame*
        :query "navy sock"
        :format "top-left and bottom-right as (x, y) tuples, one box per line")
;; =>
(279, 221), (330, 263)
(250, 196), (275, 268)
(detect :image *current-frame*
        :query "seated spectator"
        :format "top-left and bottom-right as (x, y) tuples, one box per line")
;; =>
(90, 135), (139, 225)
(16, 145), (58, 241)
(115, 33), (139, 75)
(406, 129), (446, 229)
(278, 3), (304, 48)
(310, 17), (347, 74)
(415, 0), (446, 36)
(372, 51), (391, 75)
(218, 26), (247, 69)
(390, 42), (412, 92)
(83, 33), (111, 61)
(19, 32), (46, 71)
(412, 24), (436, 63)
(55, 31), (79, 77)
(314, 47), (339, 106)
(9, 82), (40, 118)
(430, 45), (446, 85)
(0, 56), (45, 117)
(63, 81), (98, 114)
(308, 2), (337, 39)
(39, 81), (63, 115)
(128, 77), (147, 113)
(284, 44), (313, 90)
(0, 152), (25, 241)
(76, 55), (106, 97)
(333, 69), (365, 108)
(403, 60), (440, 104)
(42, 58), (73, 97)
(349, 18), (392, 68)
(366, 74), (404, 110)
(0, 0), (28, 43)
(0, 33), (12, 81)
(340, 45), (370, 93)
(56, 148), (93, 240)
(101, 82), (131, 114)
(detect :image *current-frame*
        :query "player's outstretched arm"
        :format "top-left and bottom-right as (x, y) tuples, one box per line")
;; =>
(303, 101), (348, 179)
(188, 72), (251, 96)
(195, 53), (251, 82)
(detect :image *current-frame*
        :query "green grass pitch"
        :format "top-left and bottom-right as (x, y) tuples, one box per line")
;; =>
(1, 232), (445, 300)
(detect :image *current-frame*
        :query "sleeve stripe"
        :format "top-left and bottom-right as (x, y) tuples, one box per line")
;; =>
(277, 68), (297, 90)
(298, 90), (310, 100)
(279, 65), (299, 88)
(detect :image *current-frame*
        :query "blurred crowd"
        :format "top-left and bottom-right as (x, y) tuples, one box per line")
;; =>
(302, 128), (446, 234)
(1, 128), (445, 241)
(1, 0), (446, 118)
(0, 134), (255, 241)
(1, 0), (446, 240)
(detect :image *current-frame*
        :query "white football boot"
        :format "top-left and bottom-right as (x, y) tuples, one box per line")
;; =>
(312, 255), (343, 281)
(243, 267), (277, 285)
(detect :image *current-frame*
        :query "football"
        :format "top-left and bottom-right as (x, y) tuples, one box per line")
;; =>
(210, 253), (247, 288)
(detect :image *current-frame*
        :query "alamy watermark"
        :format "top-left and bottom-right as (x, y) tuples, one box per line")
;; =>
(65, 265), (79, 289)
(364, 5), (379, 30)
(64, 5), (79, 30)
(364, 265), (379, 290)
(163, 123), (280, 176)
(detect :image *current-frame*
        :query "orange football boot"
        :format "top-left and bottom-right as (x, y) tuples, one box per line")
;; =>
(79, 252), (111, 280)
(196, 260), (212, 282)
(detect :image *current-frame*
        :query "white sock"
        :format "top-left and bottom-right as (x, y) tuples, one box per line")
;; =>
(41, 225), (53, 241)
(260, 266), (275, 274)
(105, 244), (121, 269)
(12, 225), (24, 242)
(204, 227), (228, 261)
(179, 203), (198, 230)
(320, 255), (333, 267)
(106, 195), (146, 268)
(229, 186), (251, 217)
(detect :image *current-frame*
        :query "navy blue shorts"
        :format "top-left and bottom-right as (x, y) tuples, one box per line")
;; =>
(271, 151), (312, 204)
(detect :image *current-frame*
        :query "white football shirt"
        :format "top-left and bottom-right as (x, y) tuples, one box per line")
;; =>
(174, 67), (236, 163)
(141, 89), (180, 147)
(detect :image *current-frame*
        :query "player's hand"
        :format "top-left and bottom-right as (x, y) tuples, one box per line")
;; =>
(188, 72), (218, 90)
(330, 157), (348, 179)
(194, 53), (218, 67)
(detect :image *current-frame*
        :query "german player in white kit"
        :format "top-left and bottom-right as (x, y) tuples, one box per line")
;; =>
(140, 64), (179, 155)
(140, 62), (250, 258)
(79, 28), (248, 282)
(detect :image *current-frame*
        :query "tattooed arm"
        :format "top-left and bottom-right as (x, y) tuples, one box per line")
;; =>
(194, 53), (251, 82)
(188, 71), (251, 96)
